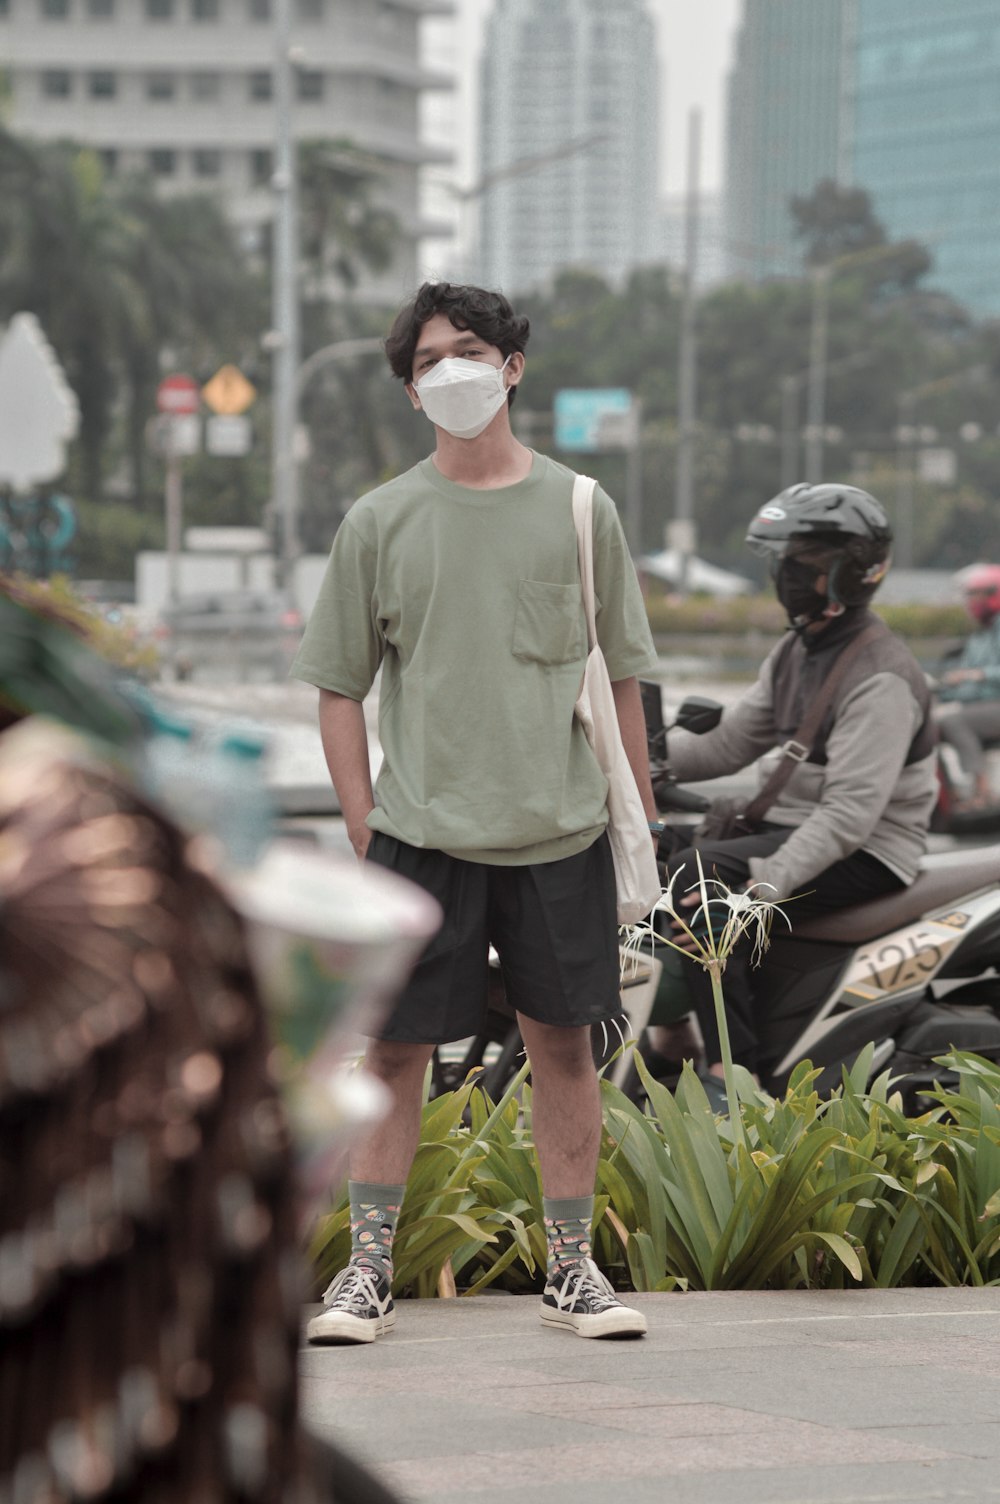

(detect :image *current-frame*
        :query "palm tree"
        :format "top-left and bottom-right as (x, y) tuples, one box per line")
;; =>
(0, 132), (127, 500)
(112, 178), (266, 509)
(0, 128), (266, 508)
(297, 139), (399, 298)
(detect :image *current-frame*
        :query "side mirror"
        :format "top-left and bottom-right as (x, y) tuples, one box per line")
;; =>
(639, 678), (665, 740)
(675, 696), (723, 736)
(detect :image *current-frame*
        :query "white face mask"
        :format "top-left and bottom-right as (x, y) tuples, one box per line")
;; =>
(414, 355), (511, 440)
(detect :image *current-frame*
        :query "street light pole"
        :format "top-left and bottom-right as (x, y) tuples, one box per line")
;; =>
(448, 133), (607, 282)
(894, 392), (917, 571)
(294, 337), (384, 402)
(893, 363), (986, 570)
(783, 352), (872, 492)
(672, 107), (701, 592)
(270, 0), (300, 594)
(804, 265), (830, 483)
(780, 375), (801, 491)
(803, 241), (918, 486)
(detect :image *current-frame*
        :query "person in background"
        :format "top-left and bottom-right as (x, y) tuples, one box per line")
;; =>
(934, 564), (1000, 809)
(657, 485), (938, 1107)
(291, 282), (658, 1344)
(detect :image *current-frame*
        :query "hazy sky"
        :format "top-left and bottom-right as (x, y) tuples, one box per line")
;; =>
(655, 0), (743, 193)
(443, 0), (743, 196)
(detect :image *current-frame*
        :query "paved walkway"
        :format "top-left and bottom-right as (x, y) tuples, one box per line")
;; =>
(300, 1288), (1000, 1504)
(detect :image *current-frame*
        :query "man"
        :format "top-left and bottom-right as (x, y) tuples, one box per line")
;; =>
(660, 484), (938, 1106)
(291, 282), (659, 1343)
(934, 563), (1000, 809)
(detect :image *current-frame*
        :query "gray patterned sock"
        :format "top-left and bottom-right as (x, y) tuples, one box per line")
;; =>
(348, 1179), (407, 1282)
(543, 1194), (594, 1280)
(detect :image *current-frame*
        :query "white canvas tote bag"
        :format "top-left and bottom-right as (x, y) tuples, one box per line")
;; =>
(571, 474), (661, 927)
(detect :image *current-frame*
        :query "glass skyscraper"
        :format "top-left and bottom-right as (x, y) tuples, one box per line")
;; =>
(724, 0), (1000, 316)
(851, 0), (1000, 316)
(725, 0), (852, 282)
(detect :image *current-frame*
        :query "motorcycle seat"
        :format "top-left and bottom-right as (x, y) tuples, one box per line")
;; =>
(792, 846), (1000, 944)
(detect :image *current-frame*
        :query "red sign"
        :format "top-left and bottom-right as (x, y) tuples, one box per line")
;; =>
(156, 373), (200, 416)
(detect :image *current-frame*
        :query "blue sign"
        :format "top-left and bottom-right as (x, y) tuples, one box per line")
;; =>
(554, 388), (633, 452)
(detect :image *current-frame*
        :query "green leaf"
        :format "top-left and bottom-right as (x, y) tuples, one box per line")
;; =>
(813, 1231), (863, 1282)
(844, 1043), (875, 1096)
(636, 1057), (725, 1250)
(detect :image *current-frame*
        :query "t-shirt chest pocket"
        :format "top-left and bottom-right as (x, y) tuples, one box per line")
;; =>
(512, 580), (586, 666)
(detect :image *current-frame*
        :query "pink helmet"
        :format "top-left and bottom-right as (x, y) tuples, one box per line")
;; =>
(961, 563), (1000, 624)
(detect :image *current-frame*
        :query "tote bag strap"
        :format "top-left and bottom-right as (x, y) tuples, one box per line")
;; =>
(571, 474), (599, 650)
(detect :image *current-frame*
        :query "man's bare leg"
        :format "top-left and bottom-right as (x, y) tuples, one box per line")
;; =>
(519, 1013), (646, 1337)
(308, 1037), (435, 1344)
(517, 1015), (601, 1196)
(350, 1037), (436, 1184)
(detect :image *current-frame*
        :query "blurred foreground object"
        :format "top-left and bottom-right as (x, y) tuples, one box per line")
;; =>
(228, 841), (441, 1214)
(0, 587), (439, 1501)
(0, 718), (308, 1502)
(0, 574), (157, 724)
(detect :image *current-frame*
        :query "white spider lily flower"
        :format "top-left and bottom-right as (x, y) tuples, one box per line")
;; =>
(618, 852), (795, 1149)
(621, 857), (790, 975)
(714, 880), (793, 966)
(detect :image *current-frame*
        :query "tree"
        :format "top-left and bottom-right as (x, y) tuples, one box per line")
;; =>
(791, 178), (886, 267)
(298, 140), (399, 297)
(0, 133), (126, 500)
(791, 178), (931, 296)
(0, 129), (264, 508)
(112, 177), (266, 510)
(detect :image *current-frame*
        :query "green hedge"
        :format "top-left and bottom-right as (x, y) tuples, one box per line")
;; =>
(311, 1049), (1000, 1296)
(70, 499), (163, 584)
(644, 593), (967, 640)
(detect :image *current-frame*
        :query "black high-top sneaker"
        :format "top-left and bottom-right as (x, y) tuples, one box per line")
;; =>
(541, 1258), (647, 1339)
(307, 1261), (395, 1345)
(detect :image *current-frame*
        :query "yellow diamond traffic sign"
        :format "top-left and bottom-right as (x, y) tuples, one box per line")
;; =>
(201, 364), (257, 416)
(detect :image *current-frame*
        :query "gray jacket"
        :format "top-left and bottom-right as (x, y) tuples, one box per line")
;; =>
(668, 611), (938, 900)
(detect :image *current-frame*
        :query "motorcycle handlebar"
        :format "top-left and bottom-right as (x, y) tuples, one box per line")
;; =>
(643, 683), (721, 818)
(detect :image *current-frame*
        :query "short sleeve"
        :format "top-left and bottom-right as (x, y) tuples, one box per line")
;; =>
(289, 515), (383, 698)
(590, 485), (658, 680)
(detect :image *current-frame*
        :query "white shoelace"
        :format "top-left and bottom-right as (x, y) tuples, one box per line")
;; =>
(553, 1258), (620, 1312)
(322, 1261), (386, 1312)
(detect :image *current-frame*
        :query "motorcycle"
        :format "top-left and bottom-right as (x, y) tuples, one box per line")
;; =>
(930, 728), (1000, 838)
(635, 681), (1000, 1109)
(434, 683), (1000, 1111)
(926, 745), (998, 842)
(927, 644), (1000, 837)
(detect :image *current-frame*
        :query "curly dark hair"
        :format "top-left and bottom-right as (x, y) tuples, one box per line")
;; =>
(384, 282), (530, 407)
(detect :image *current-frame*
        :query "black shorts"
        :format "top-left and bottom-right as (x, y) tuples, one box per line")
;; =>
(365, 831), (621, 1044)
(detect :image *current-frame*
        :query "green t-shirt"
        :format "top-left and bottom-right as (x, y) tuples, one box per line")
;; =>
(291, 451), (658, 864)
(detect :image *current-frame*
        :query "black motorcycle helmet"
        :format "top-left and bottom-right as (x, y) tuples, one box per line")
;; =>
(746, 483), (892, 617)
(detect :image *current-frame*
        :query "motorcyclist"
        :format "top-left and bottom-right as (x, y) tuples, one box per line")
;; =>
(655, 483), (939, 1107)
(934, 563), (1000, 809)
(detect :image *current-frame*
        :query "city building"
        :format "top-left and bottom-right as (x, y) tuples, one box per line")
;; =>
(724, 0), (853, 283)
(476, 0), (659, 295)
(850, 0), (1000, 318)
(724, 0), (1000, 317)
(0, 0), (455, 301)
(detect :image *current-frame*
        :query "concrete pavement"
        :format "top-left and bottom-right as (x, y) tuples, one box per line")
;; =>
(300, 1288), (1000, 1504)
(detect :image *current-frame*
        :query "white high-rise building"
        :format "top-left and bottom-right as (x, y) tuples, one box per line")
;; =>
(477, 0), (659, 295)
(0, 0), (455, 300)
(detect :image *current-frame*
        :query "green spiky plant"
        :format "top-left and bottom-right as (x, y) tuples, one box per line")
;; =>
(308, 859), (1000, 1295)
